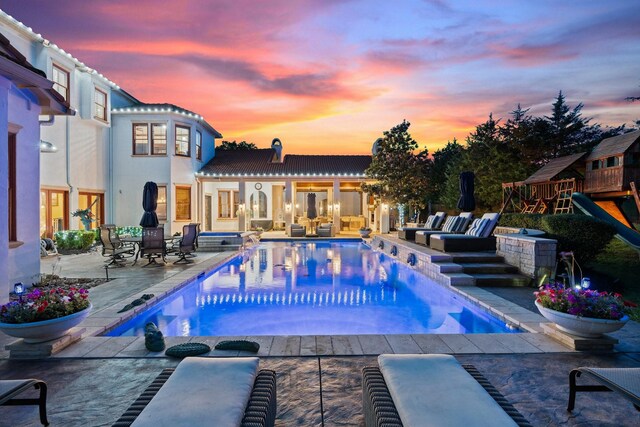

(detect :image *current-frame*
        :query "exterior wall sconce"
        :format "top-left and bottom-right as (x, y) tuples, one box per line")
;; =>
(238, 203), (246, 213)
(333, 203), (340, 211)
(285, 202), (292, 212)
(381, 203), (389, 212)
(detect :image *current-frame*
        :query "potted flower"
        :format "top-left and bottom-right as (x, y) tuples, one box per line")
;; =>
(534, 284), (630, 338)
(72, 208), (95, 231)
(0, 287), (92, 343)
(359, 227), (372, 238)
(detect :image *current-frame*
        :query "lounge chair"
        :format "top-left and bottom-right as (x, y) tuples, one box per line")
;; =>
(287, 223), (306, 237)
(317, 223), (334, 237)
(568, 367), (640, 412)
(397, 212), (446, 241)
(0, 379), (48, 426)
(430, 212), (500, 252)
(415, 212), (473, 246)
(113, 357), (276, 427)
(363, 354), (531, 427)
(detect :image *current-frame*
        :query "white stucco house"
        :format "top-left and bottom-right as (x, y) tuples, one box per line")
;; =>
(0, 31), (73, 301)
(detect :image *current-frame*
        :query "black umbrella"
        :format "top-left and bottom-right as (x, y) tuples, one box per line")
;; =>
(140, 181), (159, 227)
(457, 171), (476, 212)
(307, 193), (317, 219)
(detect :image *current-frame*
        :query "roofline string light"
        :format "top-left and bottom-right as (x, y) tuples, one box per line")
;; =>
(0, 10), (121, 90)
(111, 107), (203, 121)
(194, 171), (366, 178)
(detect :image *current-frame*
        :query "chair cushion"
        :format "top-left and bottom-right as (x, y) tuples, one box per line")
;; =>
(378, 354), (517, 427)
(424, 215), (436, 229)
(466, 218), (490, 237)
(441, 216), (460, 233)
(131, 357), (259, 427)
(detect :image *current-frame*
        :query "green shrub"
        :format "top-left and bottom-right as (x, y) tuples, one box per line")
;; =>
(498, 213), (545, 230)
(54, 230), (96, 250)
(541, 215), (616, 264)
(116, 226), (142, 237)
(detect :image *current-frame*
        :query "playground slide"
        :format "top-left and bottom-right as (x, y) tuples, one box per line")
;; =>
(572, 192), (640, 251)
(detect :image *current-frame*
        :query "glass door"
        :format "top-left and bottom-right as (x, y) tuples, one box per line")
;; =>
(78, 192), (104, 230)
(204, 194), (212, 231)
(40, 189), (68, 238)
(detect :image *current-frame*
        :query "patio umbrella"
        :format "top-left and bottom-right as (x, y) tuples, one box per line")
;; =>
(307, 193), (317, 219)
(140, 181), (159, 227)
(456, 171), (476, 212)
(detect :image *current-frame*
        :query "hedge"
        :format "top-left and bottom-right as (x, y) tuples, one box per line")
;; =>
(54, 230), (96, 250)
(499, 213), (616, 263)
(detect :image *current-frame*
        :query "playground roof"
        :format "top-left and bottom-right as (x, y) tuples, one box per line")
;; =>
(523, 152), (586, 184)
(586, 130), (640, 161)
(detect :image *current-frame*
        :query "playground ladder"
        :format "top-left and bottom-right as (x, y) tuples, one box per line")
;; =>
(554, 180), (576, 214)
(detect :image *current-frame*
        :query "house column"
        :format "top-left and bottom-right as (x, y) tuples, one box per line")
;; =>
(379, 203), (390, 233)
(238, 179), (246, 231)
(332, 180), (340, 234)
(284, 179), (293, 228)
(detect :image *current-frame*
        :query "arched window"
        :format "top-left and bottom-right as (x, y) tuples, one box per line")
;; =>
(250, 191), (268, 218)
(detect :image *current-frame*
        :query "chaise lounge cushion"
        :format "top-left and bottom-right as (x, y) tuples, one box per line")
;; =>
(378, 354), (518, 427)
(131, 357), (259, 427)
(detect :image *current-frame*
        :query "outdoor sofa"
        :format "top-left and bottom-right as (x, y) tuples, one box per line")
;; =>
(317, 223), (335, 237)
(397, 212), (446, 241)
(430, 212), (500, 252)
(287, 223), (306, 237)
(0, 378), (48, 426)
(362, 354), (531, 427)
(414, 212), (473, 246)
(568, 366), (640, 412)
(113, 357), (276, 427)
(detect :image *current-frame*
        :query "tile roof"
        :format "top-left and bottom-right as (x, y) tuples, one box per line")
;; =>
(523, 152), (586, 184)
(586, 130), (640, 161)
(199, 149), (372, 177)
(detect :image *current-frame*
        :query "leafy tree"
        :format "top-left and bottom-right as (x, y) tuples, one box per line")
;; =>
(362, 120), (432, 221)
(218, 140), (257, 150)
(428, 138), (463, 204)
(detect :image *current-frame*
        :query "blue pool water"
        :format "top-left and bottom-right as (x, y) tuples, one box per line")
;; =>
(106, 241), (518, 336)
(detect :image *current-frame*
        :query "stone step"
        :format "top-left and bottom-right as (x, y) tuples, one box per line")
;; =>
(449, 254), (505, 264)
(470, 273), (532, 287)
(458, 263), (519, 274)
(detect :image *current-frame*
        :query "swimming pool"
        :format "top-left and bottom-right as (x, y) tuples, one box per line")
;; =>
(106, 241), (518, 336)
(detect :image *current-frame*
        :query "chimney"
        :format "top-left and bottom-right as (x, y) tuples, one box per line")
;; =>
(271, 138), (283, 162)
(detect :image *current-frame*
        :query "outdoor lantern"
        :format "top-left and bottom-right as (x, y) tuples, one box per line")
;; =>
(14, 283), (25, 301)
(581, 277), (591, 289)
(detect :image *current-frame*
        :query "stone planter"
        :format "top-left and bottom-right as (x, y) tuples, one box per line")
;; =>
(359, 230), (372, 238)
(535, 301), (628, 338)
(0, 304), (92, 343)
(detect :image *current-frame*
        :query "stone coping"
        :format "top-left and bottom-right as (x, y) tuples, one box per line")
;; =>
(495, 233), (556, 243)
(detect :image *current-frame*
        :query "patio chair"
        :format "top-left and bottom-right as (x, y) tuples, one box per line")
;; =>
(173, 224), (198, 264)
(99, 224), (135, 267)
(189, 222), (201, 256)
(140, 227), (166, 267)
(415, 212), (473, 246)
(287, 223), (306, 237)
(112, 357), (276, 427)
(317, 223), (334, 237)
(363, 354), (531, 427)
(430, 213), (500, 252)
(398, 212), (447, 241)
(568, 367), (640, 412)
(0, 379), (49, 426)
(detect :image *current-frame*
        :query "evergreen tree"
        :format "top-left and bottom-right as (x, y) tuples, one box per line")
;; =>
(428, 138), (463, 204)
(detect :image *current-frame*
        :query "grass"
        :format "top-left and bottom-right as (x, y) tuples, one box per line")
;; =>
(586, 239), (640, 321)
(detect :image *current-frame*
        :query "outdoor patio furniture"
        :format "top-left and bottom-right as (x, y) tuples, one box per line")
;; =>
(430, 213), (500, 252)
(140, 227), (166, 267)
(363, 354), (531, 427)
(99, 224), (135, 267)
(415, 212), (473, 246)
(287, 223), (306, 237)
(112, 357), (277, 427)
(568, 367), (640, 412)
(0, 379), (49, 426)
(398, 211), (446, 241)
(317, 223), (334, 237)
(173, 224), (198, 264)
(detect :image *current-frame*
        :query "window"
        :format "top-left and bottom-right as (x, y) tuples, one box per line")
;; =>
(77, 192), (103, 229)
(218, 190), (240, 218)
(94, 88), (107, 121)
(133, 123), (149, 155)
(133, 123), (167, 155)
(591, 160), (600, 170)
(175, 186), (191, 220)
(606, 156), (619, 168)
(157, 186), (167, 220)
(175, 125), (190, 156)
(8, 133), (16, 242)
(196, 130), (202, 160)
(52, 64), (69, 101)
(250, 191), (267, 218)
(152, 124), (167, 155)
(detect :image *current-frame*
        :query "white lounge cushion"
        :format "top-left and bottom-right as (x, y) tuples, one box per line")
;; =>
(131, 357), (259, 427)
(378, 354), (518, 427)
(466, 218), (490, 237)
(424, 215), (437, 229)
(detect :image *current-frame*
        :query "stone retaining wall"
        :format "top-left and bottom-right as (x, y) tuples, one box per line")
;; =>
(496, 234), (556, 280)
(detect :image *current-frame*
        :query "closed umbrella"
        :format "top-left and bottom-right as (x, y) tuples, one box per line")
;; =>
(457, 171), (476, 212)
(140, 181), (159, 227)
(307, 193), (317, 235)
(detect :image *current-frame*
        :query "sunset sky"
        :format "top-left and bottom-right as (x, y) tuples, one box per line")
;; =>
(2, 1), (639, 154)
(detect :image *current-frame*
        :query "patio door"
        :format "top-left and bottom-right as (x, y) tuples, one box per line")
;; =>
(40, 189), (68, 238)
(78, 192), (104, 229)
(204, 194), (212, 231)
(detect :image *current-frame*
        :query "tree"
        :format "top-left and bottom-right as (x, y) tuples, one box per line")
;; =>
(362, 121), (432, 222)
(218, 140), (257, 150)
(428, 138), (463, 204)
